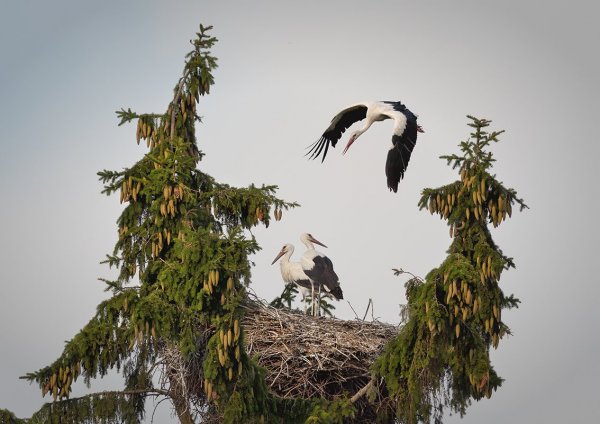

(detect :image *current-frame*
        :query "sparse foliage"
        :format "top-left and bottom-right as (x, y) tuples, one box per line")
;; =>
(270, 282), (299, 310)
(270, 283), (335, 317)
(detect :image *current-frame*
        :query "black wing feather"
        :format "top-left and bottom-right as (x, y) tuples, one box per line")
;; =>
(303, 255), (343, 300)
(307, 105), (368, 162)
(294, 279), (314, 291)
(385, 111), (419, 192)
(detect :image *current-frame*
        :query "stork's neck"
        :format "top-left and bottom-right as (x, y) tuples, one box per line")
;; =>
(280, 246), (294, 264)
(301, 238), (315, 251)
(356, 119), (374, 138)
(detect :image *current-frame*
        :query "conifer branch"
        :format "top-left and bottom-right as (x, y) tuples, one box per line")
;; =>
(374, 115), (527, 423)
(170, 70), (190, 141)
(26, 23), (304, 424)
(74, 388), (170, 398)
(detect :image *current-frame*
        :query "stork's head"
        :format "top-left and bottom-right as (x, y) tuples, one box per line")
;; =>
(343, 130), (362, 155)
(300, 233), (328, 248)
(271, 243), (294, 264)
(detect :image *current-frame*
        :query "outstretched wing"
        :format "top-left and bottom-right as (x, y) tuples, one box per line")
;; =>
(307, 104), (368, 162)
(385, 112), (419, 192)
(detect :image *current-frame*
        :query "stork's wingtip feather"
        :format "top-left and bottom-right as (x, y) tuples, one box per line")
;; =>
(305, 140), (320, 159)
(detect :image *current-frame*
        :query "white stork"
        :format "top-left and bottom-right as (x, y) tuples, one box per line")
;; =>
(271, 243), (315, 314)
(299, 233), (343, 315)
(307, 101), (424, 192)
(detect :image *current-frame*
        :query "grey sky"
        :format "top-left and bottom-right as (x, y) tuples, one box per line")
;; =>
(1, 1), (598, 422)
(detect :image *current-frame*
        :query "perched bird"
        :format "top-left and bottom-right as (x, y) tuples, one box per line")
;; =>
(271, 243), (314, 314)
(307, 101), (424, 192)
(299, 233), (343, 303)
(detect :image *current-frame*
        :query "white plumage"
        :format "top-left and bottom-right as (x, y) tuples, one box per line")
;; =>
(299, 233), (343, 301)
(271, 243), (314, 313)
(307, 100), (424, 192)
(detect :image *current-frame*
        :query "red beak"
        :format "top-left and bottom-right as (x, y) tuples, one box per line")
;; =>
(309, 235), (327, 248)
(271, 248), (286, 265)
(342, 138), (354, 155)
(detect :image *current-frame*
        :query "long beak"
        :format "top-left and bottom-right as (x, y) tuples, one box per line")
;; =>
(342, 138), (354, 155)
(271, 249), (286, 265)
(309, 235), (327, 248)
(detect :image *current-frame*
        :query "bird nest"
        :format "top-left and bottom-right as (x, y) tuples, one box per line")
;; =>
(243, 297), (400, 420)
(162, 296), (401, 422)
(243, 298), (397, 397)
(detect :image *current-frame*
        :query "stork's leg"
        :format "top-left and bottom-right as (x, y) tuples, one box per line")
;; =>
(317, 285), (322, 317)
(311, 283), (315, 317)
(305, 293), (310, 315)
(304, 294), (309, 315)
(300, 292), (307, 314)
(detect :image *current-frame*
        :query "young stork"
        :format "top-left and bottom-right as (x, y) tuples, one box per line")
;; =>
(307, 101), (424, 192)
(299, 233), (343, 315)
(271, 243), (315, 314)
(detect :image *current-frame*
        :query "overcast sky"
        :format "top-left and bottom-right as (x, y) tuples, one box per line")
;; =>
(1, 1), (599, 422)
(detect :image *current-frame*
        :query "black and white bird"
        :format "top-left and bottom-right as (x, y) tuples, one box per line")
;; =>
(307, 101), (424, 192)
(299, 233), (343, 301)
(271, 243), (315, 314)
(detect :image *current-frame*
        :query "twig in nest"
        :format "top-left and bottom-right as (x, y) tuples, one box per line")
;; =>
(362, 298), (373, 322)
(161, 294), (401, 423)
(351, 379), (374, 403)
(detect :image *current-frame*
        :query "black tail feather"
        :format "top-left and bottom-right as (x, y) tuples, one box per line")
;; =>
(329, 285), (343, 300)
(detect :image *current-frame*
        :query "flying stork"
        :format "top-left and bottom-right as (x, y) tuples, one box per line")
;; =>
(307, 101), (424, 192)
(299, 233), (343, 311)
(271, 243), (315, 314)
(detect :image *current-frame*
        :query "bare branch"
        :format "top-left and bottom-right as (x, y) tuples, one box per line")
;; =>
(350, 378), (374, 403)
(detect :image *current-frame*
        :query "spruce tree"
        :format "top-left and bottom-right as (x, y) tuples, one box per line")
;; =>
(374, 116), (527, 423)
(21, 25), (315, 424)
(0, 409), (27, 424)
(17, 22), (527, 424)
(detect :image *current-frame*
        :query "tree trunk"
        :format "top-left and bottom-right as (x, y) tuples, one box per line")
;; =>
(169, 369), (195, 424)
